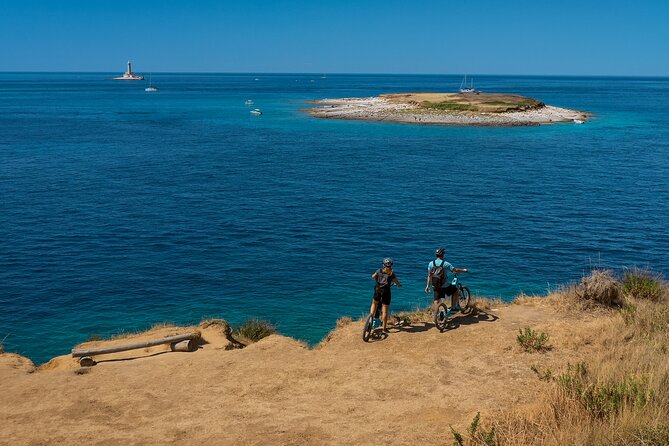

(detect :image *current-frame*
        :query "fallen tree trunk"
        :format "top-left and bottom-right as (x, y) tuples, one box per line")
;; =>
(71, 332), (200, 358)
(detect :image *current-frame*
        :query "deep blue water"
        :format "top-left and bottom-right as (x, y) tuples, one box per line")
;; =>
(1, 73), (668, 364)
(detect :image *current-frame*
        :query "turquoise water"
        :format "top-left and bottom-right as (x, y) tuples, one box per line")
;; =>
(1, 73), (668, 363)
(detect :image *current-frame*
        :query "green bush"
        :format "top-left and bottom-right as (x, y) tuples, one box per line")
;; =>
(620, 302), (637, 324)
(421, 101), (475, 111)
(517, 327), (550, 353)
(234, 319), (276, 343)
(622, 268), (667, 302)
(451, 412), (496, 446)
(556, 362), (653, 419)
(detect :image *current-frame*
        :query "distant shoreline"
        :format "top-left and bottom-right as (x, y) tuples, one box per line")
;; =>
(307, 92), (589, 126)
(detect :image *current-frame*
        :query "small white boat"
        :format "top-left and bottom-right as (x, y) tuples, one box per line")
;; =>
(573, 119), (585, 124)
(145, 73), (159, 92)
(245, 99), (254, 106)
(113, 60), (144, 80)
(459, 74), (478, 94)
(250, 108), (262, 115)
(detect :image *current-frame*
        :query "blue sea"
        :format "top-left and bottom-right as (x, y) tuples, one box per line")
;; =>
(1, 73), (668, 364)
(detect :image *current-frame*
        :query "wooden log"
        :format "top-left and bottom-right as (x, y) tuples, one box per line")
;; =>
(79, 356), (96, 367)
(71, 332), (200, 358)
(170, 339), (198, 352)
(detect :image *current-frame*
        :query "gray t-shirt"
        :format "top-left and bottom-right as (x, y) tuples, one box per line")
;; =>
(375, 268), (396, 288)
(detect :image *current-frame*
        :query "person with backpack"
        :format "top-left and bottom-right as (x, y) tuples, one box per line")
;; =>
(425, 248), (468, 314)
(370, 258), (402, 335)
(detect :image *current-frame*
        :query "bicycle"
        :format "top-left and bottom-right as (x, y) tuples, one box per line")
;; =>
(362, 283), (396, 342)
(434, 272), (471, 331)
(362, 301), (382, 342)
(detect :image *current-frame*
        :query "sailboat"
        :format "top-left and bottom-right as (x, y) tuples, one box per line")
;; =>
(459, 74), (477, 94)
(145, 73), (159, 92)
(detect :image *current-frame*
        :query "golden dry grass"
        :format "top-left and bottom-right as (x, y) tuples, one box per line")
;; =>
(458, 270), (669, 446)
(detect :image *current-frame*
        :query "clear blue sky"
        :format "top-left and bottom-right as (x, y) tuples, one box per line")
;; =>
(1, 0), (668, 75)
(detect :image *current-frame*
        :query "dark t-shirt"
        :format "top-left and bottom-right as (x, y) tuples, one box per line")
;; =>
(375, 268), (396, 288)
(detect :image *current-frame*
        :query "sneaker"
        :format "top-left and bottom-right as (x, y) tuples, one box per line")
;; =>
(380, 329), (390, 336)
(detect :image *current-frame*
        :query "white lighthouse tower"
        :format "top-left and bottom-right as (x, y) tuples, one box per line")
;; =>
(113, 60), (144, 80)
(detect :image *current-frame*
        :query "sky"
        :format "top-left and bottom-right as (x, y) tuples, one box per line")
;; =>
(1, 0), (668, 75)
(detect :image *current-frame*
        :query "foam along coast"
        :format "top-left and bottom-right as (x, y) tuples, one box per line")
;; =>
(307, 92), (589, 126)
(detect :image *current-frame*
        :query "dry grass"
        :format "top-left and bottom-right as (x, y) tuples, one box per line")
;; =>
(471, 296), (504, 312)
(392, 307), (434, 326)
(382, 92), (544, 113)
(233, 319), (277, 345)
(200, 318), (232, 334)
(458, 270), (669, 445)
(335, 316), (352, 328)
(106, 322), (179, 341)
(316, 316), (354, 348)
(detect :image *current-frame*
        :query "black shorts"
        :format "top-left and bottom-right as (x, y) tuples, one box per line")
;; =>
(373, 286), (391, 306)
(433, 284), (457, 301)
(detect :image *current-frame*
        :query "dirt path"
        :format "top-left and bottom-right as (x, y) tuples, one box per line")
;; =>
(0, 301), (604, 445)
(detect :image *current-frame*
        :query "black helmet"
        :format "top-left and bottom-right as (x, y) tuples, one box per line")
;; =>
(435, 248), (445, 257)
(382, 257), (394, 267)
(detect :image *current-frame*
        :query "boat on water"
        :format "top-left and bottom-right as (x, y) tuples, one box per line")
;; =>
(113, 61), (144, 80)
(459, 74), (478, 94)
(145, 73), (159, 92)
(250, 108), (262, 115)
(245, 99), (254, 105)
(573, 119), (585, 124)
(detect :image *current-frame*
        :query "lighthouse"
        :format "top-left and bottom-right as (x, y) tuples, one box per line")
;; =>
(113, 60), (144, 80)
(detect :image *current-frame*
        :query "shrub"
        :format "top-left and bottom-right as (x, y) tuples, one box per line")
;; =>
(620, 302), (637, 324)
(517, 327), (550, 353)
(335, 316), (352, 328)
(451, 412), (497, 446)
(421, 101), (476, 111)
(556, 362), (653, 419)
(575, 269), (624, 307)
(393, 308), (433, 325)
(622, 268), (667, 302)
(234, 319), (276, 343)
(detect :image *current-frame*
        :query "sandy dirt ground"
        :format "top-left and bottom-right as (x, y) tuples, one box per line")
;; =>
(307, 95), (588, 126)
(0, 301), (606, 445)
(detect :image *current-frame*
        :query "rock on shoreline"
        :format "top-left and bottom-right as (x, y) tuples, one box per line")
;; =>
(307, 93), (589, 126)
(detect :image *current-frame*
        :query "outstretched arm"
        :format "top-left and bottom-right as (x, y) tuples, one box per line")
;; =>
(453, 267), (468, 274)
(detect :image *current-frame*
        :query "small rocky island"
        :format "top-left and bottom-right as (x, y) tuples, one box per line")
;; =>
(307, 92), (588, 126)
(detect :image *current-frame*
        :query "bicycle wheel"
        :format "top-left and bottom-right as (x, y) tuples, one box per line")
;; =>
(362, 314), (374, 342)
(434, 302), (450, 331)
(458, 285), (471, 313)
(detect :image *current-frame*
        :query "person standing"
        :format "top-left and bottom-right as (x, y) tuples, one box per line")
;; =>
(425, 248), (468, 313)
(370, 258), (402, 335)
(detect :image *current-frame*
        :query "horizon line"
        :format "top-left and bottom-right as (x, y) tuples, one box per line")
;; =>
(1, 71), (668, 79)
